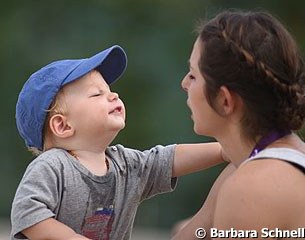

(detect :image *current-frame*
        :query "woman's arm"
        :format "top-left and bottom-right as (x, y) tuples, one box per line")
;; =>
(172, 163), (236, 240)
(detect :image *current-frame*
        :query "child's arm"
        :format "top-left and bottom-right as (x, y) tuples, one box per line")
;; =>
(11, 154), (91, 240)
(22, 218), (90, 240)
(172, 142), (226, 177)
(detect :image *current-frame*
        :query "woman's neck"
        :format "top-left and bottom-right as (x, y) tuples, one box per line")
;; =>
(220, 139), (254, 167)
(215, 129), (255, 167)
(218, 130), (295, 167)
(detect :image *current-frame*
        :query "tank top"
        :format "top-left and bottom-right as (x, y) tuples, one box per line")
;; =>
(241, 148), (305, 173)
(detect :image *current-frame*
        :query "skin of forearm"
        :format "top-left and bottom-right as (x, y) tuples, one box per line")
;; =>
(172, 142), (224, 177)
(22, 218), (91, 240)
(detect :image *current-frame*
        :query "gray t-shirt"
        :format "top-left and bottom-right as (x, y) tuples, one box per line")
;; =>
(11, 144), (177, 240)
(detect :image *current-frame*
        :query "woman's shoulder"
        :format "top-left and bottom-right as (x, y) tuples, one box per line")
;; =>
(215, 150), (305, 227)
(236, 149), (304, 185)
(223, 152), (305, 205)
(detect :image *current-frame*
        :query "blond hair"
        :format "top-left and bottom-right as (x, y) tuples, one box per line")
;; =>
(28, 89), (67, 155)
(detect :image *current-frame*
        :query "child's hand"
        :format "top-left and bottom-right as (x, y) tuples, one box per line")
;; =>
(21, 218), (92, 240)
(69, 238), (91, 240)
(68, 234), (91, 240)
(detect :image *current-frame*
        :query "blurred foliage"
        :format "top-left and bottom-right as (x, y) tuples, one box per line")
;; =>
(1, 0), (304, 231)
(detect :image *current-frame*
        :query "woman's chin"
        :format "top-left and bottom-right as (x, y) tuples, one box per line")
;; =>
(193, 126), (202, 135)
(193, 125), (209, 136)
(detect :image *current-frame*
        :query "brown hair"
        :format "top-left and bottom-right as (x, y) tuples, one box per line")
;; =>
(196, 10), (305, 139)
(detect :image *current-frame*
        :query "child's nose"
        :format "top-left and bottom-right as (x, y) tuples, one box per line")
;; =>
(108, 92), (119, 101)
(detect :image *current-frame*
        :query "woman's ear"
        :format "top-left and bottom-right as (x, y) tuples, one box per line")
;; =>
(48, 114), (74, 139)
(216, 86), (239, 116)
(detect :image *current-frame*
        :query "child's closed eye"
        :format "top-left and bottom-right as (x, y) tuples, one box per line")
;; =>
(90, 93), (101, 97)
(90, 90), (105, 97)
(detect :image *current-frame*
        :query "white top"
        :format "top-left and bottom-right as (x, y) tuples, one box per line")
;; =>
(241, 147), (305, 172)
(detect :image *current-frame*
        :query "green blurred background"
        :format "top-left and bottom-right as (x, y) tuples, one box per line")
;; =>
(1, 0), (304, 234)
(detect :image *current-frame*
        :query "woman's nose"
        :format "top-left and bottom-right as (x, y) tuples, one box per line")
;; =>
(181, 75), (189, 92)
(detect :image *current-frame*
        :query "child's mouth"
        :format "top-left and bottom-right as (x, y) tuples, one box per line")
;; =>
(109, 106), (122, 114)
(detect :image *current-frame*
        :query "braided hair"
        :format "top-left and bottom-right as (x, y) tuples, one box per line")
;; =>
(196, 10), (305, 139)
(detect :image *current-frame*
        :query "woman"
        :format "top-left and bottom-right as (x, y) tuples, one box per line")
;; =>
(173, 10), (305, 239)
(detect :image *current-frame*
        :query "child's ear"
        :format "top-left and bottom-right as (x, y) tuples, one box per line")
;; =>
(49, 114), (74, 139)
(217, 86), (240, 116)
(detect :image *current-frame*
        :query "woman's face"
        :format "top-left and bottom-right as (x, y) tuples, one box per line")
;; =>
(181, 39), (220, 136)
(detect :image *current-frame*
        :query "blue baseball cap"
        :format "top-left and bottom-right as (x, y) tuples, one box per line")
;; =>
(16, 45), (127, 151)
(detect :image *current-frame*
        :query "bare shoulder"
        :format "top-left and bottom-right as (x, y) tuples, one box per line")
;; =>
(236, 158), (304, 192)
(214, 158), (305, 229)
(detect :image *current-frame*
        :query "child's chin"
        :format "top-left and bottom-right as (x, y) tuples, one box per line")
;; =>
(116, 122), (126, 130)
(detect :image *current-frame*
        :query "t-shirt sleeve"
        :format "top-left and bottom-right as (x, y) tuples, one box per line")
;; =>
(11, 158), (61, 239)
(115, 144), (177, 201)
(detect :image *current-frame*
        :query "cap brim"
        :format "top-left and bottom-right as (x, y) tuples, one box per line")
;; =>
(63, 45), (127, 86)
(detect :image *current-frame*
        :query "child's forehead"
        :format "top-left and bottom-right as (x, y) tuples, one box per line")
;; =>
(63, 70), (109, 90)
